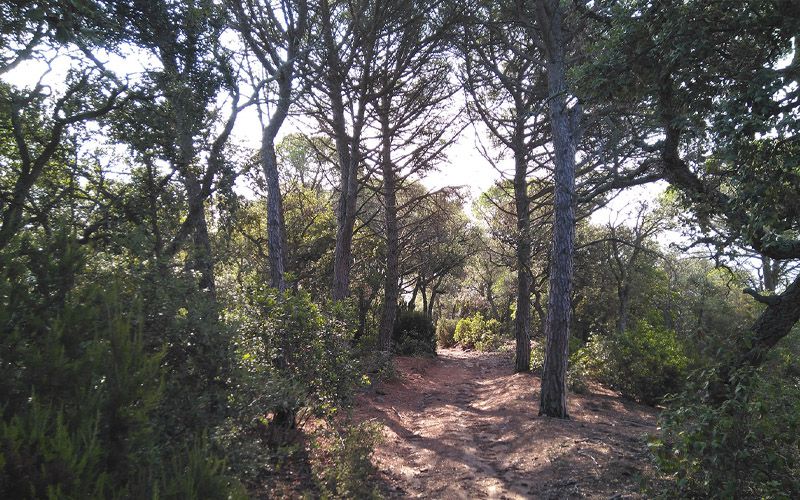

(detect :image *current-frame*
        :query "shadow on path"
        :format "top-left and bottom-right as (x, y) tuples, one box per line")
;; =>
(354, 348), (659, 499)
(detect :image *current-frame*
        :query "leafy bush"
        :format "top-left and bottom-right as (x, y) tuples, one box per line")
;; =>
(570, 321), (689, 404)
(436, 318), (459, 348)
(392, 310), (436, 356)
(312, 421), (383, 499)
(530, 339), (546, 371)
(454, 312), (502, 352)
(651, 361), (800, 498)
(229, 287), (361, 441)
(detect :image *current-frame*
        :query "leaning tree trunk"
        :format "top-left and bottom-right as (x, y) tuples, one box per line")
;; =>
(261, 70), (293, 292)
(378, 102), (399, 352)
(514, 148), (532, 373)
(538, 0), (577, 419)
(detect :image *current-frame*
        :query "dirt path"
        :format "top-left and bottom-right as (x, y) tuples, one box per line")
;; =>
(354, 348), (658, 499)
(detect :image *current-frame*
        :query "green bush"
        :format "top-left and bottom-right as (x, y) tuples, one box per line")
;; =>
(651, 362), (800, 498)
(392, 310), (436, 356)
(313, 422), (383, 499)
(233, 287), (360, 409)
(435, 318), (458, 348)
(0, 277), (240, 499)
(570, 321), (689, 404)
(454, 313), (502, 352)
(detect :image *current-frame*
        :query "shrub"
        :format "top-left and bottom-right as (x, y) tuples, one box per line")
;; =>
(651, 362), (800, 498)
(392, 310), (436, 356)
(569, 321), (689, 405)
(454, 313), (502, 352)
(0, 279), (240, 499)
(436, 318), (458, 348)
(312, 421), (383, 499)
(230, 288), (361, 441)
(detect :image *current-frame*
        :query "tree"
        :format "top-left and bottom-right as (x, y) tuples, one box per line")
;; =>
(0, 2), (126, 254)
(583, 0), (800, 393)
(367, 0), (459, 352)
(535, 0), (580, 418)
(103, 0), (244, 302)
(460, 0), (550, 372)
(229, 0), (308, 292)
(302, 0), (381, 300)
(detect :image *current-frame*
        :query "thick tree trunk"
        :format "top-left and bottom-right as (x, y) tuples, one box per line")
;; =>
(378, 104), (399, 352)
(514, 153), (532, 373)
(538, 0), (576, 419)
(743, 274), (800, 368)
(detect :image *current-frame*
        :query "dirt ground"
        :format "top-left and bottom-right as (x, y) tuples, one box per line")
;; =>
(354, 347), (660, 499)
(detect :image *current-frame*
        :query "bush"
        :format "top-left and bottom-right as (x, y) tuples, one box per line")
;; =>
(570, 321), (689, 404)
(651, 362), (800, 498)
(0, 278), (240, 499)
(229, 288), (361, 441)
(392, 310), (436, 356)
(436, 318), (458, 348)
(454, 313), (502, 352)
(312, 421), (383, 499)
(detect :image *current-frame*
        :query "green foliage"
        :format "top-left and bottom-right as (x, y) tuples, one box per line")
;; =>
(312, 422), (383, 499)
(435, 318), (458, 348)
(453, 312), (502, 352)
(571, 321), (689, 405)
(529, 339), (545, 371)
(0, 274), (239, 498)
(224, 285), (362, 470)
(156, 439), (248, 500)
(652, 357), (800, 498)
(392, 310), (436, 356)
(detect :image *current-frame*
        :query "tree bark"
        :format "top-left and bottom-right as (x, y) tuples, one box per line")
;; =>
(514, 148), (532, 373)
(538, 0), (577, 419)
(318, 0), (368, 301)
(261, 71), (292, 292)
(616, 284), (630, 335)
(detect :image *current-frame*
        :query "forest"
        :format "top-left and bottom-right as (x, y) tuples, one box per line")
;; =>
(1, 0), (799, 498)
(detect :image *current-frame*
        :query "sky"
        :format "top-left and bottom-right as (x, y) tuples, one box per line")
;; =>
(4, 47), (662, 231)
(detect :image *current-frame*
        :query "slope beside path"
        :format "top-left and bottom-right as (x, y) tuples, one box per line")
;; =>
(354, 348), (658, 499)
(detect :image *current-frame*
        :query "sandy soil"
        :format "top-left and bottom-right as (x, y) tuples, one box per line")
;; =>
(354, 347), (659, 499)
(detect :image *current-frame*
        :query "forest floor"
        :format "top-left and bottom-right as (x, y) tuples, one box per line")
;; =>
(353, 347), (660, 499)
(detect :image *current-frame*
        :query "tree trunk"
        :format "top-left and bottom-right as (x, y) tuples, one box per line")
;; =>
(538, 0), (577, 419)
(616, 284), (630, 334)
(180, 165), (217, 303)
(762, 256), (779, 292)
(332, 146), (359, 300)
(261, 70), (293, 292)
(409, 282), (419, 310)
(320, 0), (360, 301)
(378, 101), (399, 352)
(514, 150), (532, 373)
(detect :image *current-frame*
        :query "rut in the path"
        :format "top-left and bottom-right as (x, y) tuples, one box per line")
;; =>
(354, 348), (658, 499)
